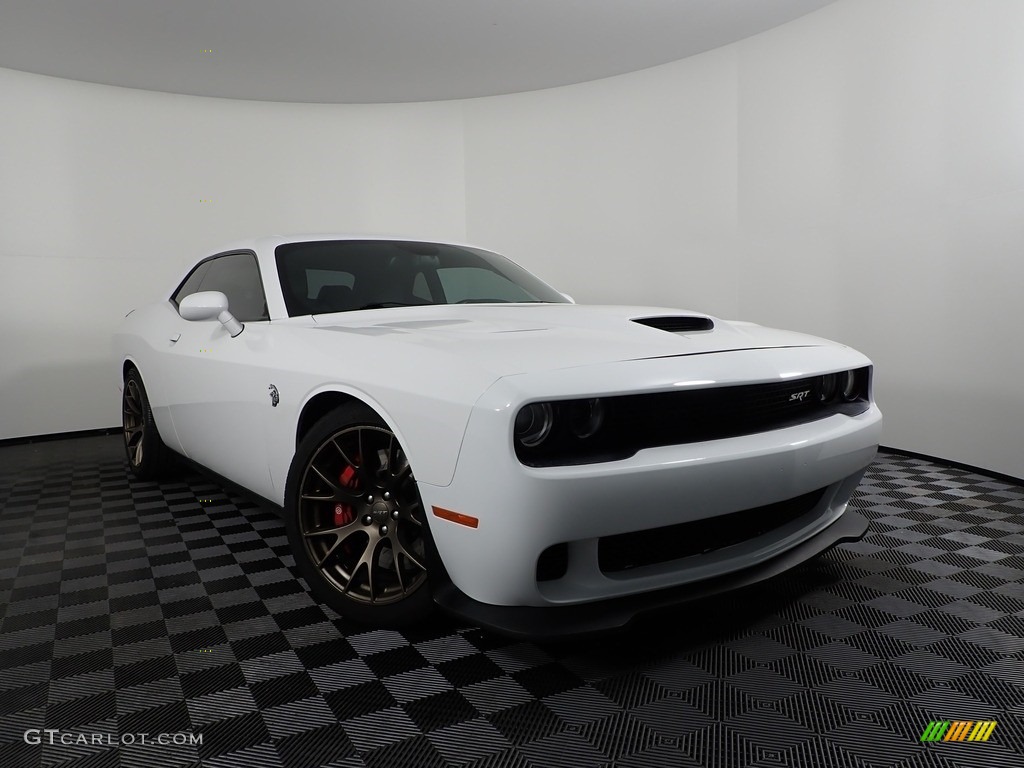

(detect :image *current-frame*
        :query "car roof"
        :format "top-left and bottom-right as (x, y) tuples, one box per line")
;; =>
(212, 233), (491, 256)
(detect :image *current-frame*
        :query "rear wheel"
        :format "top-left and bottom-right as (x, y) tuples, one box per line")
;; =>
(285, 403), (433, 626)
(122, 367), (172, 479)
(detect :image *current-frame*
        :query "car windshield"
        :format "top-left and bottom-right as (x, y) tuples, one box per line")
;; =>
(275, 240), (569, 316)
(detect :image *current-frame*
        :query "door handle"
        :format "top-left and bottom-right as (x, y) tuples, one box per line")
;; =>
(170, 334), (181, 343)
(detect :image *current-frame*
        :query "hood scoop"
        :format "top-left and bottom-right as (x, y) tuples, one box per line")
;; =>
(632, 315), (714, 333)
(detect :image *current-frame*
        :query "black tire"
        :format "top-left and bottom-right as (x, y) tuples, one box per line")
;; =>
(285, 403), (434, 627)
(122, 367), (173, 479)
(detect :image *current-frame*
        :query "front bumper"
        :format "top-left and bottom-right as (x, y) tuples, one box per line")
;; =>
(432, 507), (868, 639)
(418, 349), (882, 618)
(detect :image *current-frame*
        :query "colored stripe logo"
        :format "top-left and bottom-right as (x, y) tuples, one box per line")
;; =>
(920, 721), (997, 742)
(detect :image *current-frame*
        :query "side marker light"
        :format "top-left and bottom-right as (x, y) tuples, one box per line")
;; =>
(432, 506), (479, 529)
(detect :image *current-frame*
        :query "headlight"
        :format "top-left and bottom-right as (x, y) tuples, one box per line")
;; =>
(819, 373), (838, 402)
(514, 403), (554, 447)
(817, 368), (867, 404)
(841, 370), (859, 401)
(567, 398), (605, 439)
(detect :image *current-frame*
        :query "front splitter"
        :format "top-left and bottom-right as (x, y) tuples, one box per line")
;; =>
(432, 510), (869, 640)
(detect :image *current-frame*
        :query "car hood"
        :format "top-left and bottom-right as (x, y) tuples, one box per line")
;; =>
(306, 304), (835, 378)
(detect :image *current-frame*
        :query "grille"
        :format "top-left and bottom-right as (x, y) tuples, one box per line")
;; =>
(632, 316), (714, 333)
(616, 378), (825, 444)
(598, 487), (827, 573)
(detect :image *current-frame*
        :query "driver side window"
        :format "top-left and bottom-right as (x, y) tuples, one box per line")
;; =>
(173, 252), (269, 322)
(172, 262), (210, 307)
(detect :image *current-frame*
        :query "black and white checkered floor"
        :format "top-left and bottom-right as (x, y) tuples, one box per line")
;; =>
(1, 435), (1022, 768)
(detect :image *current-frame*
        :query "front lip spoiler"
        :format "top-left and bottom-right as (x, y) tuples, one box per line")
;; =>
(432, 509), (869, 640)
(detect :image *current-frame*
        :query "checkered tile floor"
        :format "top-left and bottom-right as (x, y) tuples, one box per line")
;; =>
(1, 435), (1022, 767)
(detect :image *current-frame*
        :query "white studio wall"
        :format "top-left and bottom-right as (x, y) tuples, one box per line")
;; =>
(0, 68), (467, 440)
(734, 0), (1024, 480)
(463, 45), (741, 315)
(463, 0), (1024, 479)
(1, 0), (1022, 479)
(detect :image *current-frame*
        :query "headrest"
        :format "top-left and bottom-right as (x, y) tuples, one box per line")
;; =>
(315, 284), (354, 311)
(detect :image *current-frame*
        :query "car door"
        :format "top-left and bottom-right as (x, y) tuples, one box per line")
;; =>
(166, 251), (276, 498)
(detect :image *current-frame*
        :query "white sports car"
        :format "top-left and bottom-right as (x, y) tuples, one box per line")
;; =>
(114, 235), (882, 636)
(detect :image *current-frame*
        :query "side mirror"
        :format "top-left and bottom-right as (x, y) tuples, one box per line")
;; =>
(179, 291), (244, 337)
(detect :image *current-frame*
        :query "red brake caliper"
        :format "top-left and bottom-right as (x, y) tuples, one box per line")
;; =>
(334, 464), (359, 526)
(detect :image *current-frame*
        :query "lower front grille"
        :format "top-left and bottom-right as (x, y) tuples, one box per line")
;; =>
(597, 487), (827, 574)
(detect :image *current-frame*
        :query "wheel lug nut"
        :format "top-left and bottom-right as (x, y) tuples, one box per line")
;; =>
(391, 510), (399, 520)
(367, 495), (373, 503)
(379, 525), (388, 536)
(362, 515), (372, 525)
(383, 492), (390, 500)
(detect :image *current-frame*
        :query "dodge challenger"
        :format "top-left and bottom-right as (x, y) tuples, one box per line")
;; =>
(114, 235), (882, 636)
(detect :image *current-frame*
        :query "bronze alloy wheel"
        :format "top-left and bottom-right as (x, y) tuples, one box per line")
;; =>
(123, 377), (146, 469)
(296, 423), (428, 606)
(121, 367), (171, 479)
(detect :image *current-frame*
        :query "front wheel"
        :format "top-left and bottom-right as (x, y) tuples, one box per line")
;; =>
(284, 403), (434, 627)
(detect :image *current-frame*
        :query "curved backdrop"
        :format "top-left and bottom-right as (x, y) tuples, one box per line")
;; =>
(2, 0), (1022, 477)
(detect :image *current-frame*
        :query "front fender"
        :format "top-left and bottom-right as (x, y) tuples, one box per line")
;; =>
(263, 377), (493, 505)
